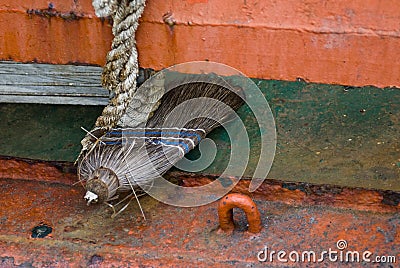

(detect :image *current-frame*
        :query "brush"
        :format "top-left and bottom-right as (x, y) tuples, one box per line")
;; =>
(77, 72), (244, 214)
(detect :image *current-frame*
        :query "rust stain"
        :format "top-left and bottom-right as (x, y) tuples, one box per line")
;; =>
(0, 156), (399, 213)
(0, 156), (76, 185)
(0, 177), (398, 266)
(162, 11), (175, 27)
(178, 173), (400, 213)
(26, 5), (84, 21)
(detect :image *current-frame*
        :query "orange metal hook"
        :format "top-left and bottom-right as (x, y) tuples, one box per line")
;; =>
(218, 193), (262, 234)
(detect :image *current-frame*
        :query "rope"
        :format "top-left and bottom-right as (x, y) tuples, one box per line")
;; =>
(77, 0), (146, 162)
(92, 0), (146, 129)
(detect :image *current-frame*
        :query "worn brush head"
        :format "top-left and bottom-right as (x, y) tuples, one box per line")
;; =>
(84, 167), (119, 205)
(78, 72), (246, 210)
(146, 75), (245, 131)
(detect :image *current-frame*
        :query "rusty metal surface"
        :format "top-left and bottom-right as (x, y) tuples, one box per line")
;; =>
(0, 156), (77, 185)
(178, 173), (400, 213)
(0, 174), (399, 267)
(1, 156), (399, 213)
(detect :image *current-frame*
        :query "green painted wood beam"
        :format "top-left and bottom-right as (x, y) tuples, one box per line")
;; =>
(0, 80), (399, 191)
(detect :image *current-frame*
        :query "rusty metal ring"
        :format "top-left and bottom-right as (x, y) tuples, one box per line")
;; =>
(218, 193), (262, 234)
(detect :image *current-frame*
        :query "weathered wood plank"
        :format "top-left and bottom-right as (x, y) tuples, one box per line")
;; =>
(0, 61), (103, 74)
(1, 73), (101, 85)
(0, 61), (109, 105)
(0, 95), (108, 105)
(0, 85), (109, 97)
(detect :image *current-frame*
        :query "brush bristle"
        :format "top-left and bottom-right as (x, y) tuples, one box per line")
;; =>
(78, 74), (245, 204)
(146, 76), (244, 132)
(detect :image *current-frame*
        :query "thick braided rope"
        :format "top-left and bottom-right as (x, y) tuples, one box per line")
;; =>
(77, 0), (146, 163)
(92, 0), (119, 17)
(94, 0), (146, 128)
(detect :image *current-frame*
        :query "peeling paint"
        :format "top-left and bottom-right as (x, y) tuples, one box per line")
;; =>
(26, 7), (85, 21)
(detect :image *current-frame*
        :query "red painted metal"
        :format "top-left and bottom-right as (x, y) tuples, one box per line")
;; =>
(1, 0), (400, 87)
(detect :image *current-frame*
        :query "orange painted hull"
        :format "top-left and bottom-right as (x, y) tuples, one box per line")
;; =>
(1, 0), (400, 87)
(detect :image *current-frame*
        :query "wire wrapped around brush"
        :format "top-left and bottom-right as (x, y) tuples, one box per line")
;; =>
(77, 74), (244, 209)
